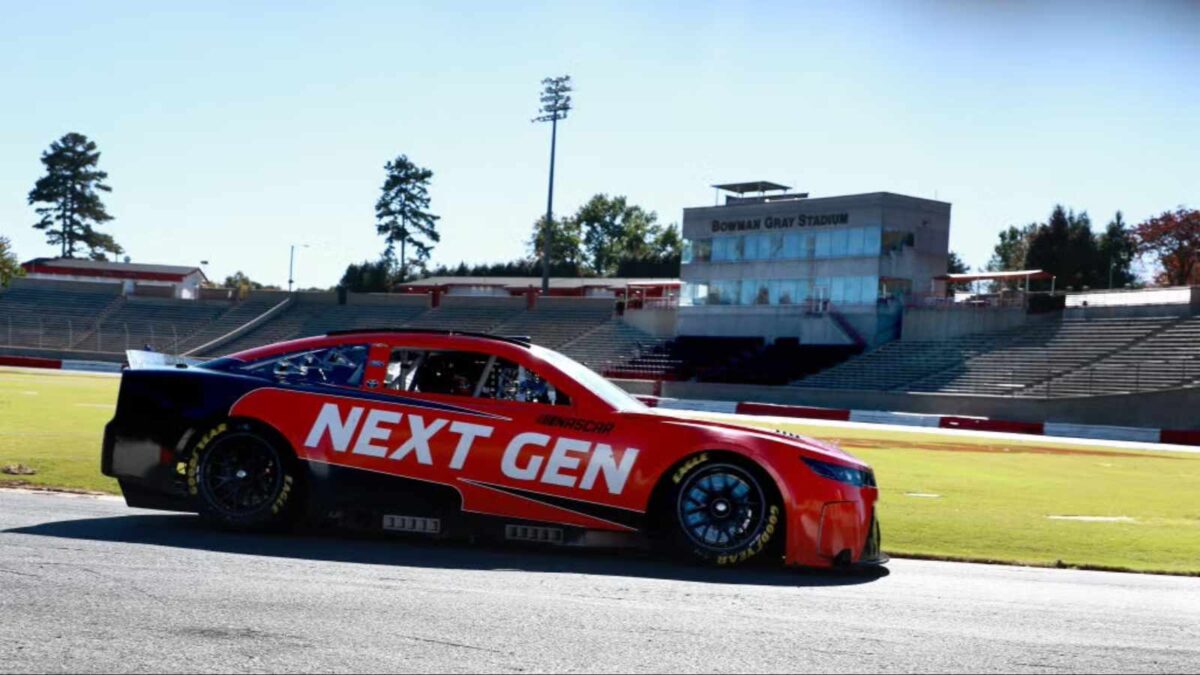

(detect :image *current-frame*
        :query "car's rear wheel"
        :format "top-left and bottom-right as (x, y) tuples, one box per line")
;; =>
(668, 457), (782, 566)
(187, 421), (301, 531)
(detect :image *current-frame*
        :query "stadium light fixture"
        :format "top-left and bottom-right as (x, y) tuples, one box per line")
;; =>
(533, 75), (573, 294)
(289, 243), (309, 293)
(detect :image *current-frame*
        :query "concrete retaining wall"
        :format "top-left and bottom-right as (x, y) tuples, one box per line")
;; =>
(611, 377), (1200, 429)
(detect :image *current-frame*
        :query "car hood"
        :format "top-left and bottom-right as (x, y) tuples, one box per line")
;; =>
(627, 407), (870, 470)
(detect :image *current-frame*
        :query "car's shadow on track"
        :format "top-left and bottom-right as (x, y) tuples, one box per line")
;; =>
(7, 513), (888, 587)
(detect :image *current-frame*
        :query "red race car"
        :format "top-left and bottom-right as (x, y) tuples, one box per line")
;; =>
(102, 330), (884, 569)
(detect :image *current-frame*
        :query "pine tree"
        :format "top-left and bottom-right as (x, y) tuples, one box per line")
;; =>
(27, 132), (122, 260)
(374, 155), (440, 283)
(1098, 211), (1138, 288)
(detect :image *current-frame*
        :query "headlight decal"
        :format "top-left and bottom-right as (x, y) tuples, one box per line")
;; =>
(802, 457), (876, 487)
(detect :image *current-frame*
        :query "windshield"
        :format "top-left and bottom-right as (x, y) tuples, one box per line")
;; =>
(532, 345), (646, 412)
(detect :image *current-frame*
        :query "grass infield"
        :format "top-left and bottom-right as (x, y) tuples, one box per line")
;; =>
(2, 367), (1197, 574)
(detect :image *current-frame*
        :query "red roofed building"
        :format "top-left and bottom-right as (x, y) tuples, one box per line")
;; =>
(21, 258), (208, 299)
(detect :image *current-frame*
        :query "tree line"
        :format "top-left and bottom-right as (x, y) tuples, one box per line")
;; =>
(14, 132), (1199, 294)
(341, 155), (681, 292)
(963, 204), (1200, 291)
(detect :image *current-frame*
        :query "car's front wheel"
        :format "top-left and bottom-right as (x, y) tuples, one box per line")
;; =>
(668, 457), (782, 566)
(187, 421), (301, 531)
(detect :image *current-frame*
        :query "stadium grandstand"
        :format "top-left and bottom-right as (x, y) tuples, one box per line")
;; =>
(0, 277), (666, 375)
(8, 272), (1200, 402)
(8, 193), (1200, 418)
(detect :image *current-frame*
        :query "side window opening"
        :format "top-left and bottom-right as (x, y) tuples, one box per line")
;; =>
(385, 347), (569, 406)
(481, 358), (571, 406)
(238, 344), (369, 387)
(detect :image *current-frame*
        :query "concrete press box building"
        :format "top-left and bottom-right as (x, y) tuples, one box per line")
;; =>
(678, 182), (951, 346)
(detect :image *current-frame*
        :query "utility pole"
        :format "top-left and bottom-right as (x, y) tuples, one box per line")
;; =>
(533, 75), (573, 294)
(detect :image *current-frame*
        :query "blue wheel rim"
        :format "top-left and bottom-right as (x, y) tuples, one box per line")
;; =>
(676, 464), (765, 552)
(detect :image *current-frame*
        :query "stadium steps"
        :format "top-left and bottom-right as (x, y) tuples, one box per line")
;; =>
(0, 286), (123, 350)
(1028, 314), (1200, 396)
(904, 317), (1177, 396)
(63, 294), (133, 351)
(399, 299), (524, 334)
(791, 316), (1188, 397)
(203, 301), (327, 355)
(72, 296), (230, 354)
(489, 300), (614, 348)
(559, 320), (664, 372)
(173, 294), (288, 354)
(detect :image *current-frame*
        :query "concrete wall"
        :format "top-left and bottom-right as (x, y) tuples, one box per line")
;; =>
(621, 308), (677, 337)
(440, 294), (526, 309)
(10, 277), (123, 295)
(900, 307), (1044, 341)
(350, 292), (430, 307)
(675, 305), (855, 344)
(612, 378), (1200, 429)
(1064, 303), (1194, 320)
(0, 345), (125, 363)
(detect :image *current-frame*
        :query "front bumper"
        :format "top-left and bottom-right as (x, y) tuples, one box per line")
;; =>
(856, 513), (889, 566)
(784, 485), (884, 568)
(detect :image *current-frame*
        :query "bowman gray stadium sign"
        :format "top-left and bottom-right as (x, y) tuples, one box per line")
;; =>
(711, 212), (849, 232)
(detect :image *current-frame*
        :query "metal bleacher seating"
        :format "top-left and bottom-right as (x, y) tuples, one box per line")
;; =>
(1028, 314), (1200, 396)
(78, 296), (230, 353)
(400, 296), (524, 334)
(559, 320), (665, 373)
(489, 298), (614, 348)
(793, 316), (1192, 398)
(202, 296), (432, 356)
(0, 283), (122, 349)
(174, 293), (288, 354)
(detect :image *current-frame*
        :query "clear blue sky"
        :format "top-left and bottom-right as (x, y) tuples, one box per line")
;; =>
(2, 1), (1197, 288)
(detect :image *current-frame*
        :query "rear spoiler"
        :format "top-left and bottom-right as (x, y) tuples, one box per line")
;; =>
(125, 350), (207, 370)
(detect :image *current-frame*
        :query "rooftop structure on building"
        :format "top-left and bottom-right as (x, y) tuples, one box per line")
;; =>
(21, 257), (208, 299)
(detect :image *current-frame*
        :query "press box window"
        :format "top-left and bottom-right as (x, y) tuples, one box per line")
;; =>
(682, 238), (711, 264)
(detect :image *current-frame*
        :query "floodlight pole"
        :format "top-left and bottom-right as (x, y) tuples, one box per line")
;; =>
(543, 116), (559, 294)
(289, 243), (309, 293)
(534, 75), (573, 295)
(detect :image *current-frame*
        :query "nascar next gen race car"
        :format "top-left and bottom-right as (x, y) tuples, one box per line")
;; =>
(102, 330), (884, 569)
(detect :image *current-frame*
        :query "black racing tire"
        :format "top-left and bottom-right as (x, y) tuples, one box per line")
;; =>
(666, 454), (783, 567)
(186, 420), (302, 531)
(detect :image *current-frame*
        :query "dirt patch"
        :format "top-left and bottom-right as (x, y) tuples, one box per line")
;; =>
(1, 463), (37, 476)
(0, 480), (106, 495)
(823, 436), (1184, 460)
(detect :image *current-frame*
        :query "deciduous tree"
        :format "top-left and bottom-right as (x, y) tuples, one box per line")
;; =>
(986, 224), (1036, 273)
(528, 215), (583, 273)
(0, 236), (23, 287)
(1134, 207), (1200, 286)
(574, 194), (675, 276)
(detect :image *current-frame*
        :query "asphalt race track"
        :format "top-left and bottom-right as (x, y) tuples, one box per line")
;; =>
(1, 490), (1197, 673)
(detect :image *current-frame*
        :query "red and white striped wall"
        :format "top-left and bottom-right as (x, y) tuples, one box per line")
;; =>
(0, 355), (122, 373)
(635, 396), (1200, 448)
(3, 354), (1194, 448)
